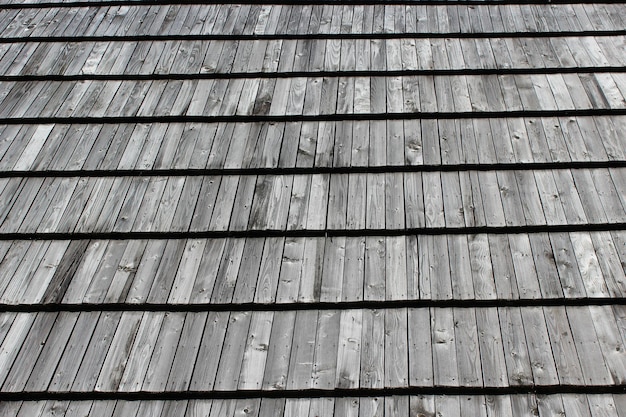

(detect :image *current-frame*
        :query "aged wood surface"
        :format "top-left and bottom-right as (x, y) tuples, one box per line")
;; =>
(0, 0), (625, 416)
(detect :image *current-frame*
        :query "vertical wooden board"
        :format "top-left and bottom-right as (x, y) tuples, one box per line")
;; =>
(127, 177), (167, 233)
(406, 309), (435, 389)
(438, 118), (461, 165)
(208, 175), (239, 231)
(467, 234), (496, 300)
(346, 174), (367, 229)
(61, 240), (108, 304)
(566, 307), (612, 385)
(21, 240), (71, 304)
(386, 120), (406, 165)
(231, 238), (264, 304)
(315, 121), (336, 167)
(258, 399), (285, 417)
(427, 235), (453, 300)
(335, 309), (362, 389)
(332, 397), (356, 417)
(385, 172), (405, 229)
(354, 76), (371, 114)
(342, 237), (365, 303)
(547, 232), (586, 298)
(237, 311), (274, 390)
(403, 172), (425, 229)
(385, 308), (409, 388)
(189, 311), (230, 391)
(0, 316), (34, 389)
(117, 312), (165, 392)
(453, 308), (482, 387)
(228, 175), (257, 232)
(15, 401), (47, 417)
(594, 116), (626, 161)
(0, 177), (44, 233)
(94, 311), (142, 392)
(498, 307), (533, 386)
(588, 395), (620, 417)
(333, 121), (352, 168)
(252, 237), (283, 304)
(188, 176), (220, 232)
(125, 239), (168, 304)
(385, 236), (407, 301)
(210, 238), (246, 304)
(552, 170), (588, 224)
(1, 241), (49, 304)
(544, 307), (583, 385)
(350, 121), (369, 167)
(185, 400), (213, 417)
(13, 313), (76, 393)
(327, 174), (348, 230)
(441, 172), (465, 228)
(286, 175), (311, 231)
(366, 174), (386, 230)
(495, 171), (525, 226)
(420, 120), (440, 166)
(104, 240), (148, 303)
(476, 308), (509, 387)
(42, 239), (92, 305)
(298, 237), (325, 303)
(403, 120), (423, 165)
(615, 394), (626, 417)
(296, 121), (317, 168)
(589, 306), (626, 384)
(592, 168), (626, 223)
(422, 172), (445, 228)
(320, 237), (345, 303)
(169, 177), (203, 233)
(403, 235), (419, 301)
(262, 311), (295, 391)
(508, 234), (542, 299)
(514, 170), (546, 226)
(591, 231), (626, 297)
(311, 310), (340, 389)
(520, 307), (560, 386)
(528, 233), (564, 298)
(534, 170), (568, 225)
(360, 309), (385, 389)
(364, 236), (385, 301)
(287, 310), (318, 390)
(442, 237), (472, 300)
(165, 312), (208, 391)
(275, 237), (304, 304)
(368, 120), (386, 167)
(432, 307), (459, 387)
(570, 232), (610, 298)
(284, 399), (311, 417)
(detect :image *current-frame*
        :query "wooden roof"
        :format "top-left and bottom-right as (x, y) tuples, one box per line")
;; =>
(0, 1), (625, 416)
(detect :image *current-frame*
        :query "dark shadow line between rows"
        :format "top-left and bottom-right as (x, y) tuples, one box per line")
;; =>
(2, 66), (626, 82)
(3, 30), (626, 43)
(1, 385), (625, 401)
(1, 0), (625, 9)
(2, 160), (626, 179)
(1, 222), (625, 241)
(1, 297), (626, 313)
(3, 109), (626, 125)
